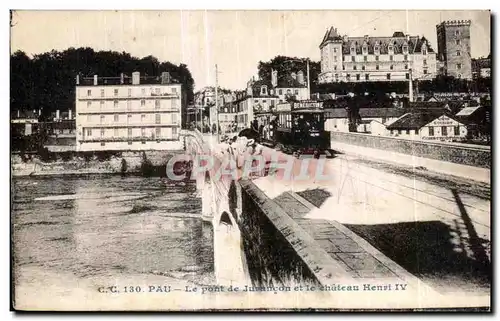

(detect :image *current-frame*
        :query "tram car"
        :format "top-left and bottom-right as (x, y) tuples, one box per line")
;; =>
(256, 101), (330, 158)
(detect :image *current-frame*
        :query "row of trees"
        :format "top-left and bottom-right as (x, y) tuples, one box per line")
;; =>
(11, 48), (195, 120)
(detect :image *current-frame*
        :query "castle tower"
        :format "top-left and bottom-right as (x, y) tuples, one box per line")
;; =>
(318, 27), (344, 83)
(436, 20), (472, 79)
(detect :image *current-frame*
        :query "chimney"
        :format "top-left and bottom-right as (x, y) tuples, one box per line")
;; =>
(120, 73), (124, 84)
(297, 70), (305, 85)
(76, 74), (80, 85)
(271, 69), (278, 88)
(161, 72), (171, 84)
(406, 34), (410, 42)
(56, 110), (60, 120)
(132, 71), (140, 85)
(93, 75), (98, 86)
(343, 35), (349, 42)
(69, 109), (72, 119)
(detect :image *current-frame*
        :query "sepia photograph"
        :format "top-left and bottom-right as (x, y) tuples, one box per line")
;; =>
(9, 8), (491, 312)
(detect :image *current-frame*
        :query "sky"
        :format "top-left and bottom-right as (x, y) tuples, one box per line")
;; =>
(10, 10), (491, 91)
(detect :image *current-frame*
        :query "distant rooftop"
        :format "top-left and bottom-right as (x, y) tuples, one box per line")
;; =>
(76, 72), (180, 86)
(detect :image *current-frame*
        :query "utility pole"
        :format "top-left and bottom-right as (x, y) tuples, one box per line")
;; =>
(215, 64), (220, 142)
(306, 58), (311, 100)
(409, 68), (414, 103)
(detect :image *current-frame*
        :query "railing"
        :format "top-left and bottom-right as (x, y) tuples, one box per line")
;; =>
(77, 108), (180, 114)
(78, 136), (180, 143)
(81, 123), (179, 128)
(78, 93), (180, 101)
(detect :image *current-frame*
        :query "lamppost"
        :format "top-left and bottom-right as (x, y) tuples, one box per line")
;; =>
(283, 58), (311, 100)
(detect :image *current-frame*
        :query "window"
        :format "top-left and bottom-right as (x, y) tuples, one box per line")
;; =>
(387, 73), (391, 80)
(456, 50), (461, 56)
(342, 65), (345, 70)
(172, 127), (178, 137)
(390, 65), (394, 70)
(403, 45), (408, 54)
(141, 114), (146, 122)
(422, 48), (427, 55)
(334, 56), (337, 62)
(334, 66), (337, 70)
(100, 128), (105, 137)
(128, 88), (132, 97)
(455, 30), (460, 36)
(155, 88), (160, 95)
(353, 65), (357, 70)
(114, 89), (118, 96)
(374, 46), (380, 55)
(375, 56), (379, 61)
(114, 128), (119, 137)
(363, 56), (367, 62)
(172, 113), (178, 124)
(406, 73), (410, 80)
(406, 129), (410, 135)
(156, 127), (161, 137)
(114, 114), (119, 122)
(141, 88), (146, 95)
(404, 55), (408, 61)
(87, 89), (92, 96)
(356, 74), (360, 81)
(128, 128), (132, 137)
(155, 100), (160, 109)
(141, 100), (145, 106)
(389, 55), (393, 61)
(442, 126), (447, 136)
(155, 114), (161, 124)
(376, 65), (379, 70)
(87, 101), (91, 108)
(456, 39), (461, 45)
(351, 56), (355, 62)
(100, 115), (105, 124)
(335, 74), (339, 80)
(454, 126), (460, 136)
(404, 64), (408, 69)
(429, 127), (434, 136)
(388, 45), (394, 53)
(350, 47), (355, 55)
(86, 128), (92, 136)
(127, 114), (132, 123)
(423, 59), (427, 65)
(114, 100), (118, 108)
(333, 48), (337, 53)
(294, 89), (299, 95)
(361, 65), (365, 70)
(278, 89), (283, 95)
(423, 69), (428, 74)
(141, 128), (146, 137)
(365, 74), (369, 81)
(362, 46), (368, 55)
(457, 63), (462, 69)
(100, 89), (105, 97)
(100, 101), (104, 108)
(346, 74), (351, 81)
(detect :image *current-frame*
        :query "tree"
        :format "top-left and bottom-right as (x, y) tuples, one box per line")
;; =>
(10, 48), (196, 122)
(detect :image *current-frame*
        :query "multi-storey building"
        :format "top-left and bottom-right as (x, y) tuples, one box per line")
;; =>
(75, 71), (183, 152)
(436, 20), (472, 79)
(318, 27), (437, 84)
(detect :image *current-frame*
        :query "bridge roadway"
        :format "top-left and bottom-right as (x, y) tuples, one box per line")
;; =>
(183, 130), (490, 309)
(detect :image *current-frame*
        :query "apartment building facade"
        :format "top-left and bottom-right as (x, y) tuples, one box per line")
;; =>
(75, 72), (183, 152)
(318, 27), (437, 84)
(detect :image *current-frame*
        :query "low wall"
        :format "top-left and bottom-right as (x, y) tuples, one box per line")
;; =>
(238, 181), (321, 287)
(331, 131), (491, 169)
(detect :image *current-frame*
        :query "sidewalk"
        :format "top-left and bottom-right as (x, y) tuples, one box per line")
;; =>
(330, 141), (491, 185)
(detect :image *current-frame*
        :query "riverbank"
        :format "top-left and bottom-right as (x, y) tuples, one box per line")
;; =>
(11, 150), (186, 178)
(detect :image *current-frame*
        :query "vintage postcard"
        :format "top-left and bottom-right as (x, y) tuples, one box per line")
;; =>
(10, 9), (491, 311)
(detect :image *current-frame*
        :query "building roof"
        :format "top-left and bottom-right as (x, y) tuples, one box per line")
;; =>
(77, 74), (180, 86)
(456, 106), (483, 117)
(386, 110), (458, 130)
(321, 27), (434, 55)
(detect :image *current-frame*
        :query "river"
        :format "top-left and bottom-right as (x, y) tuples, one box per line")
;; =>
(12, 175), (215, 310)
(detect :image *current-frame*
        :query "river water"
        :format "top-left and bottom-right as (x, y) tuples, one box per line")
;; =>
(12, 175), (215, 309)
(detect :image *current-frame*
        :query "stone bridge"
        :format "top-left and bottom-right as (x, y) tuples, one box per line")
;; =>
(177, 130), (488, 309)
